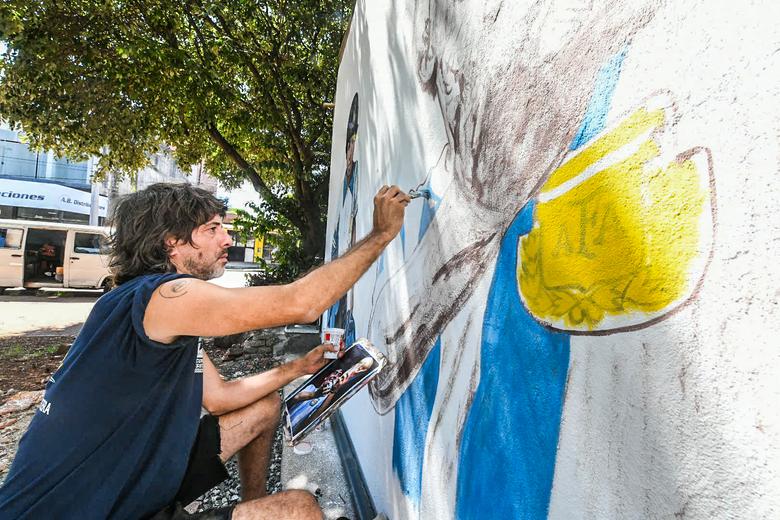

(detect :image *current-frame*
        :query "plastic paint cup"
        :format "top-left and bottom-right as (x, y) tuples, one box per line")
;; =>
(322, 327), (345, 359)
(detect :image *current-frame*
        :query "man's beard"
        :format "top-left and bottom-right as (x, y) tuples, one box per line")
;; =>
(183, 250), (226, 280)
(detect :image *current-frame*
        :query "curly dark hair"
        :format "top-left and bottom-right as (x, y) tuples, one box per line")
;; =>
(107, 183), (226, 286)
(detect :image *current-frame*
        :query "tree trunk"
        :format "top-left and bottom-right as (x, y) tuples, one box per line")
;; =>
(299, 202), (326, 265)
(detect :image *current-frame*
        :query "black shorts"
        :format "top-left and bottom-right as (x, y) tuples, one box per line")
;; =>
(148, 415), (233, 520)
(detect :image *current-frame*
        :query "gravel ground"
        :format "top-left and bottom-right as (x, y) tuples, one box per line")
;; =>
(0, 391), (40, 481)
(195, 338), (285, 512)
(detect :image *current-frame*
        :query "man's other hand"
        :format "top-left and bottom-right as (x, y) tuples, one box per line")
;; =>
(372, 185), (410, 243)
(295, 343), (342, 375)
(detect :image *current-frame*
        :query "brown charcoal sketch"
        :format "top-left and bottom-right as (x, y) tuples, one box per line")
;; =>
(367, 0), (659, 414)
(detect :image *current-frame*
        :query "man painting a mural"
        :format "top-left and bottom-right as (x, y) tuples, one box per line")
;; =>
(0, 182), (411, 519)
(327, 1), (778, 520)
(327, 93), (361, 348)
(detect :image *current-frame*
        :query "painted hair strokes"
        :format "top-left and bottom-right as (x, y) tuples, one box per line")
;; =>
(323, 1), (779, 519)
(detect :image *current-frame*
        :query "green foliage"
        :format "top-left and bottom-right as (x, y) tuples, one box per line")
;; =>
(232, 184), (314, 283)
(0, 0), (352, 264)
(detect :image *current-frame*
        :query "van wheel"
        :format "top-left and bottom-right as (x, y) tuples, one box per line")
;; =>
(101, 279), (114, 294)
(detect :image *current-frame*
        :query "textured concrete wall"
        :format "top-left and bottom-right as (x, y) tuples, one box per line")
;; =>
(324, 1), (780, 518)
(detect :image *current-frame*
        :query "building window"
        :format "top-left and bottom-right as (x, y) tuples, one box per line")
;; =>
(59, 210), (90, 225)
(17, 207), (59, 221)
(0, 137), (40, 179)
(52, 157), (89, 182)
(1, 129), (89, 184)
(0, 227), (23, 249)
(14, 207), (92, 225)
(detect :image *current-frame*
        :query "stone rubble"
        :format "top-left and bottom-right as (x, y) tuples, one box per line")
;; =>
(0, 390), (44, 417)
(0, 389), (41, 482)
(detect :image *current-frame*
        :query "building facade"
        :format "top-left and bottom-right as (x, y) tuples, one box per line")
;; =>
(0, 127), (107, 224)
(0, 126), (218, 226)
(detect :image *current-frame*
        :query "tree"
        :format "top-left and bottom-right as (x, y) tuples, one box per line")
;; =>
(0, 0), (352, 276)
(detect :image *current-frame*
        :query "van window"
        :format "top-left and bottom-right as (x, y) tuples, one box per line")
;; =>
(74, 233), (104, 255)
(0, 227), (23, 249)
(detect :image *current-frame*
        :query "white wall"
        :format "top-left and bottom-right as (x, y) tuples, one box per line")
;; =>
(325, 1), (780, 518)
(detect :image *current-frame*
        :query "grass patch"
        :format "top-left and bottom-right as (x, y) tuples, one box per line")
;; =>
(0, 343), (28, 360)
(0, 340), (70, 360)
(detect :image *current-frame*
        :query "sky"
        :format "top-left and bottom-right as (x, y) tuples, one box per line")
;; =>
(217, 180), (258, 212)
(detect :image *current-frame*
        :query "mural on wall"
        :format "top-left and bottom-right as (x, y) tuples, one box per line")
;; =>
(455, 90), (715, 519)
(328, 93), (361, 347)
(367, 0), (661, 414)
(359, 1), (717, 518)
(327, 1), (779, 519)
(519, 93), (714, 333)
(381, 64), (714, 520)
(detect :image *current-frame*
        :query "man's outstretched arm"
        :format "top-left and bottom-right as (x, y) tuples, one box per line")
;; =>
(144, 185), (409, 343)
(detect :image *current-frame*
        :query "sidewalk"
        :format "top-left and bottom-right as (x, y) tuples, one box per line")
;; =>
(281, 370), (356, 520)
(0, 293), (98, 337)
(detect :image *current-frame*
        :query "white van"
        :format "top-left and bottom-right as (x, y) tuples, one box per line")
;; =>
(0, 219), (111, 292)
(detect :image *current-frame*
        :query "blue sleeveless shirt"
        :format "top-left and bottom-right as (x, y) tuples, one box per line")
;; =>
(0, 273), (203, 519)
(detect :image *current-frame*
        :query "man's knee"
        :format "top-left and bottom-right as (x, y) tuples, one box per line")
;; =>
(266, 390), (281, 412)
(261, 391), (281, 424)
(246, 391), (280, 435)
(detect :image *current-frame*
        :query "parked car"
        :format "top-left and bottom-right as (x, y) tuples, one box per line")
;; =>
(0, 219), (111, 292)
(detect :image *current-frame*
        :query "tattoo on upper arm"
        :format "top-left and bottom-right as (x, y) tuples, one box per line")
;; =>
(159, 279), (192, 299)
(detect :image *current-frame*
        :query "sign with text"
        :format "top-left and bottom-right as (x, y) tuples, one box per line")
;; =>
(0, 178), (107, 217)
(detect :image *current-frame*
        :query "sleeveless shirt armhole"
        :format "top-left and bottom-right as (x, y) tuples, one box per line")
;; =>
(131, 273), (195, 350)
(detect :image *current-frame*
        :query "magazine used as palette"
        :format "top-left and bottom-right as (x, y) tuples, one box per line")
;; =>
(283, 338), (386, 445)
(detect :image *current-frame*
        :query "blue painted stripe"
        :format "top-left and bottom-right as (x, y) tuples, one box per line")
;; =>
(454, 49), (627, 519)
(391, 180), (444, 509)
(392, 338), (442, 501)
(570, 48), (627, 150)
(455, 202), (570, 519)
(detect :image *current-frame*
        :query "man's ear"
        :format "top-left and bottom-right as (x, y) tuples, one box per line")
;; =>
(164, 235), (180, 261)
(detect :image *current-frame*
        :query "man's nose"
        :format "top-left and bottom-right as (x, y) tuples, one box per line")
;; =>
(220, 230), (232, 247)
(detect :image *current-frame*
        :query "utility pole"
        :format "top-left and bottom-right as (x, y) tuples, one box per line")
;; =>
(87, 156), (100, 226)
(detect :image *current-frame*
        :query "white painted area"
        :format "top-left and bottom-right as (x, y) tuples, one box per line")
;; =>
(547, 4), (780, 518)
(327, 1), (780, 518)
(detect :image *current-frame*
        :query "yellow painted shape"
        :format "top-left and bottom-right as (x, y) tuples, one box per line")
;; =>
(519, 106), (708, 330)
(541, 107), (665, 194)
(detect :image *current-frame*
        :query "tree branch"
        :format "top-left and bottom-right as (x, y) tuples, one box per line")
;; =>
(206, 123), (306, 228)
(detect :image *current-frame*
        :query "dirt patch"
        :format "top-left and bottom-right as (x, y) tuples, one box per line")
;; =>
(0, 336), (73, 394)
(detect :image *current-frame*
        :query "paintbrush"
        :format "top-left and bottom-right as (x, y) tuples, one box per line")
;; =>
(408, 188), (432, 200)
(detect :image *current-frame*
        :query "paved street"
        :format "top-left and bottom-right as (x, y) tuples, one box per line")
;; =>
(0, 294), (99, 337)
(0, 267), (255, 338)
